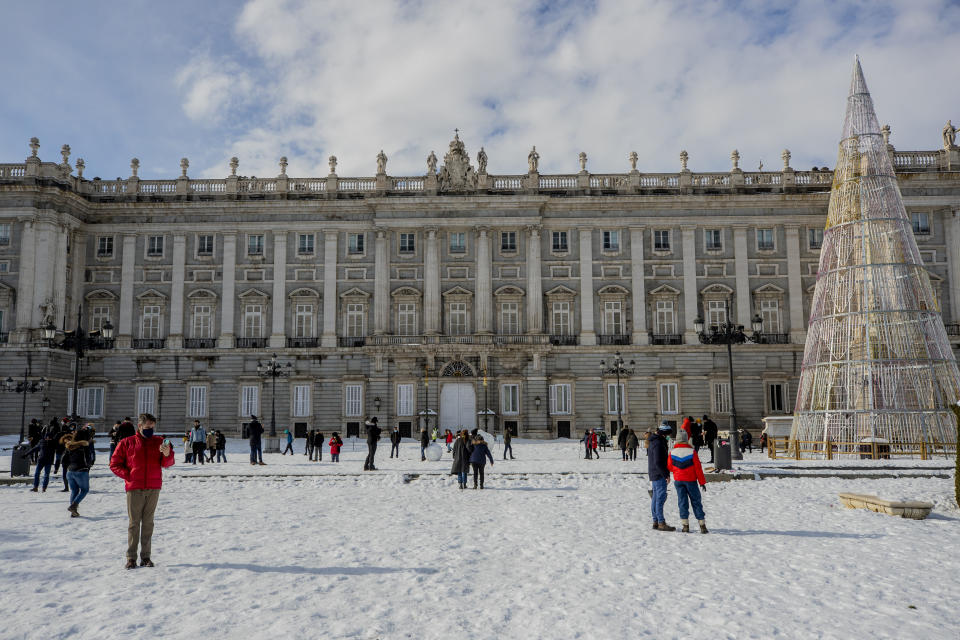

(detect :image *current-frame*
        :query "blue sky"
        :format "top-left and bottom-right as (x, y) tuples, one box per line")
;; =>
(1, 0), (958, 179)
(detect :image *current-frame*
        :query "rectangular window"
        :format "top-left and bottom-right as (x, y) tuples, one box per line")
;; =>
(705, 229), (722, 251)
(602, 230), (620, 251)
(298, 234), (314, 255)
(243, 304), (263, 338)
(659, 382), (678, 414)
(197, 234), (214, 256)
(713, 382), (731, 414)
(449, 232), (465, 253)
(97, 236), (114, 257)
(448, 302), (467, 335)
(90, 305), (112, 333)
(606, 383), (625, 414)
(768, 382), (786, 413)
(549, 383), (571, 415)
(397, 383), (414, 416)
(248, 234), (264, 255)
(552, 231), (568, 252)
(500, 384), (519, 414)
(67, 387), (104, 419)
(192, 305), (212, 338)
(240, 385), (258, 417)
(141, 305), (161, 339)
(603, 301), (622, 335)
(294, 303), (314, 338)
(397, 303), (417, 335)
(808, 228), (823, 250)
(293, 384), (311, 417)
(552, 301), (571, 335)
(760, 299), (781, 334)
(345, 303), (365, 337)
(500, 302), (520, 334)
(399, 233), (415, 254)
(345, 384), (363, 417)
(653, 229), (670, 251)
(0, 223), (10, 245)
(707, 300), (727, 329)
(137, 386), (155, 415)
(757, 228), (774, 251)
(911, 212), (930, 235)
(348, 233), (365, 254)
(655, 300), (674, 335)
(500, 231), (516, 252)
(147, 235), (164, 257)
(187, 385), (207, 418)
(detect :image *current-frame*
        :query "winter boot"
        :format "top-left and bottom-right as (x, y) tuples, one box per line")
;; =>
(652, 522), (659, 530)
(656, 522), (676, 532)
(681, 519), (690, 533)
(699, 520), (709, 534)
(68, 503), (79, 517)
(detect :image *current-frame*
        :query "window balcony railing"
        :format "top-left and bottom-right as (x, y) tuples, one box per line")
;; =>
(492, 334), (551, 345)
(338, 336), (366, 347)
(549, 334), (579, 346)
(133, 338), (165, 349)
(649, 333), (683, 345)
(287, 337), (319, 348)
(236, 337), (266, 348)
(758, 333), (790, 344)
(598, 334), (630, 346)
(88, 337), (115, 350)
(0, 332), (8, 344)
(944, 323), (960, 336)
(184, 338), (216, 349)
(367, 335), (426, 346)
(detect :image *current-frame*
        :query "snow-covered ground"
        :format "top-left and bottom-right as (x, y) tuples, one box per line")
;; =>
(1, 436), (957, 639)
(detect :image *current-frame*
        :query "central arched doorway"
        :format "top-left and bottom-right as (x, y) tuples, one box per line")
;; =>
(439, 360), (477, 431)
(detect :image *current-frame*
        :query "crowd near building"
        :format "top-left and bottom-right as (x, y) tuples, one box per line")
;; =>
(1, 129), (959, 439)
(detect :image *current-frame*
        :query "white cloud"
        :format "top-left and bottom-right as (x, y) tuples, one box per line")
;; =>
(176, 55), (254, 124)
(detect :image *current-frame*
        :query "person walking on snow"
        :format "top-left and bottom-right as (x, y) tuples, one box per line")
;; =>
(503, 427), (515, 460)
(215, 430), (227, 462)
(206, 429), (217, 462)
(62, 428), (94, 517)
(582, 428), (593, 459)
(420, 428), (430, 461)
(627, 428), (639, 461)
(189, 420), (206, 465)
(648, 423), (676, 531)
(24, 426), (58, 492)
(450, 430), (472, 489)
(667, 429), (708, 533)
(390, 426), (401, 458)
(305, 429), (315, 459)
(444, 429), (453, 452)
(248, 415), (265, 465)
(618, 426), (629, 460)
(468, 434), (494, 489)
(282, 429), (294, 455)
(363, 418), (381, 470)
(589, 429), (599, 459)
(329, 432), (342, 462)
(315, 432), (324, 462)
(702, 415), (718, 464)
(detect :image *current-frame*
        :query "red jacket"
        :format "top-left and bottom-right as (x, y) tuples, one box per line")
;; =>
(109, 433), (175, 491)
(680, 418), (694, 439)
(589, 432), (598, 449)
(667, 442), (706, 485)
(445, 432), (453, 444)
(329, 437), (342, 454)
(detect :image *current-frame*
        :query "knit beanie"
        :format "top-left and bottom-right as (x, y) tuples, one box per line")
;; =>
(675, 429), (689, 444)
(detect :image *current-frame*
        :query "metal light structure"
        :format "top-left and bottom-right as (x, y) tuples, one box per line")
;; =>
(792, 57), (960, 457)
(257, 353), (292, 438)
(45, 305), (114, 422)
(601, 352), (635, 435)
(5, 370), (47, 445)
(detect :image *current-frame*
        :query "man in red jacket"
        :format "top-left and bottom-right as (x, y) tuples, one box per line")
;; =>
(666, 429), (708, 534)
(109, 412), (175, 569)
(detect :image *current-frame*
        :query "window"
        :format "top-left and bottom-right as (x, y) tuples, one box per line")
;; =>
(602, 230), (620, 251)
(345, 384), (363, 417)
(298, 234), (314, 255)
(501, 384), (519, 414)
(141, 305), (161, 338)
(137, 386), (155, 415)
(653, 229), (670, 251)
(397, 303), (417, 335)
(90, 305), (112, 332)
(192, 305), (212, 338)
(501, 231), (516, 252)
(655, 300), (675, 335)
(0, 261), (8, 273)
(757, 228), (774, 251)
(705, 229), (722, 251)
(248, 234), (264, 255)
(399, 233), (415, 254)
(606, 383), (625, 414)
(449, 232), (465, 253)
(243, 304), (263, 338)
(808, 228), (823, 250)
(397, 383), (414, 416)
(294, 304), (314, 338)
(348, 233), (365, 254)
(550, 383), (571, 415)
(552, 301), (571, 335)
(759, 299), (781, 333)
(500, 302), (520, 334)
(707, 300), (727, 329)
(603, 301), (623, 335)
(240, 386), (258, 417)
(911, 212), (930, 235)
(345, 303), (365, 337)
(713, 382), (731, 414)
(293, 385), (311, 417)
(67, 388), (104, 418)
(768, 382), (786, 413)
(552, 231), (568, 252)
(659, 382), (678, 415)
(197, 235), (214, 256)
(97, 236), (114, 257)
(147, 235), (164, 257)
(189, 386), (207, 418)
(448, 302), (467, 335)
(0, 224), (10, 246)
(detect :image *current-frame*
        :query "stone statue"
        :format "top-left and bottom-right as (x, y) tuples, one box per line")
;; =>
(578, 152), (587, 173)
(75, 158), (85, 179)
(29, 137), (39, 158)
(376, 150), (388, 174)
(39, 298), (55, 325)
(427, 151), (437, 175)
(943, 120), (957, 149)
(881, 124), (891, 146)
(438, 133), (477, 191)
(680, 150), (689, 171)
(477, 147), (488, 174)
(180, 157), (189, 177)
(328, 155), (337, 174)
(782, 149), (791, 169)
(130, 158), (140, 177)
(527, 146), (540, 173)
(629, 151), (638, 171)
(730, 149), (740, 170)
(279, 156), (288, 176)
(229, 157), (239, 176)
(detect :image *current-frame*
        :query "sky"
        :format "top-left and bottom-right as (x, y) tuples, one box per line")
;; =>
(1, 0), (958, 180)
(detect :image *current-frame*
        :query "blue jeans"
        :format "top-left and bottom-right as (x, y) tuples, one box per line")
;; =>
(67, 470), (90, 505)
(650, 478), (668, 523)
(675, 481), (705, 521)
(250, 442), (263, 463)
(34, 459), (53, 490)
(457, 471), (467, 484)
(216, 448), (227, 462)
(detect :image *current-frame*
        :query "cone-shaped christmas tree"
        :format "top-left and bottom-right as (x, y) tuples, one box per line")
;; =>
(791, 57), (960, 456)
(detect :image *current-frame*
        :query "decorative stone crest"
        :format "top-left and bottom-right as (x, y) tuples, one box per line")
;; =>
(180, 157), (189, 177)
(59, 144), (72, 175)
(730, 149), (740, 171)
(781, 149), (791, 170)
(29, 137), (39, 158)
(437, 132), (478, 192)
(75, 158), (85, 179)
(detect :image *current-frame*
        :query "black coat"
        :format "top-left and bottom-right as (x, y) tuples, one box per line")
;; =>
(617, 429), (629, 448)
(25, 437), (58, 463)
(420, 431), (430, 446)
(703, 419), (718, 442)
(450, 437), (472, 475)
(248, 420), (264, 443)
(390, 430), (401, 445)
(646, 432), (669, 481)
(365, 423), (381, 444)
(216, 432), (226, 449)
(62, 440), (93, 472)
(116, 421), (136, 441)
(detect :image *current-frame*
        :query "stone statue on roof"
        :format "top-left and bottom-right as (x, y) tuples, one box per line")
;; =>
(943, 120), (957, 150)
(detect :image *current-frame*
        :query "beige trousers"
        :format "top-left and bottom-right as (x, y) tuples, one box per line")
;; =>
(126, 489), (160, 561)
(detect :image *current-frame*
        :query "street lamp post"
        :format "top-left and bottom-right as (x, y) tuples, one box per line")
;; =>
(694, 314), (763, 462)
(601, 352), (635, 436)
(4, 370), (47, 444)
(256, 353), (292, 438)
(45, 304), (114, 423)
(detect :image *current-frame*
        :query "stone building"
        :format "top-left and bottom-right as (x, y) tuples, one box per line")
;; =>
(1, 132), (958, 438)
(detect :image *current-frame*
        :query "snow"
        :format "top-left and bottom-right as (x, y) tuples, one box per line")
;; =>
(1, 435), (957, 639)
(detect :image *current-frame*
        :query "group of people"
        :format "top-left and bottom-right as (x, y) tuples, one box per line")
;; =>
(23, 417), (97, 518)
(180, 420), (227, 464)
(449, 429), (495, 489)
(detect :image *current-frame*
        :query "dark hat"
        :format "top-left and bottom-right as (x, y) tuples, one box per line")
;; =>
(251, 414), (257, 419)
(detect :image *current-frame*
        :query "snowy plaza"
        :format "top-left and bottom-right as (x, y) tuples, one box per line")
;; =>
(2, 436), (957, 640)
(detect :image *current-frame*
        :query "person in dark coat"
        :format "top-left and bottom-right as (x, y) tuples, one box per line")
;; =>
(24, 427), (58, 492)
(215, 430), (227, 462)
(691, 419), (704, 455)
(582, 428), (593, 459)
(363, 417), (381, 471)
(315, 431), (324, 461)
(390, 426), (401, 458)
(248, 415), (265, 465)
(702, 415), (719, 464)
(617, 426), (629, 460)
(626, 428), (639, 460)
(419, 428), (430, 461)
(305, 429), (313, 458)
(503, 427), (514, 460)
(648, 424), (676, 531)
(739, 428), (753, 453)
(468, 434), (494, 489)
(62, 428), (94, 517)
(449, 430), (473, 489)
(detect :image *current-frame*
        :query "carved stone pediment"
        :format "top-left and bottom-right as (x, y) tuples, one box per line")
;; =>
(437, 133), (478, 192)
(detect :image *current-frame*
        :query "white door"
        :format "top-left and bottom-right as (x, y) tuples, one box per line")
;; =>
(440, 383), (477, 431)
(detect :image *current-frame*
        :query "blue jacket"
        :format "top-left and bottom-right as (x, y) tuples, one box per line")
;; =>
(469, 441), (494, 465)
(190, 426), (207, 443)
(647, 432), (669, 481)
(286, 431), (293, 444)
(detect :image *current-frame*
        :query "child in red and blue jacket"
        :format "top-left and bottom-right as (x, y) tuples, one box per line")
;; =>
(667, 429), (708, 534)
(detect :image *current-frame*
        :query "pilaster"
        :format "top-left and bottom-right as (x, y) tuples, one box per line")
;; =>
(785, 225), (805, 342)
(578, 228), (596, 345)
(13, 220), (36, 341)
(269, 232), (288, 348)
(117, 233), (137, 348)
(945, 211), (960, 322)
(630, 227), (648, 344)
(218, 232), (237, 348)
(733, 226), (751, 326)
(374, 230), (389, 334)
(423, 228), (440, 335)
(681, 225), (699, 344)
(168, 234), (186, 349)
(68, 231), (86, 330)
(321, 231), (338, 347)
(525, 226), (543, 333)
(475, 227), (492, 333)
(52, 225), (68, 327)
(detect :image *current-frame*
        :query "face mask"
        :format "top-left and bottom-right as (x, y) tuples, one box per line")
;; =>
(142, 428), (155, 438)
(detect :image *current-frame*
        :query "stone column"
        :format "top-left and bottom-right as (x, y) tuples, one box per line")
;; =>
(31, 217), (58, 328)
(168, 234), (186, 348)
(423, 228), (440, 334)
(733, 226), (751, 326)
(629, 227), (648, 344)
(785, 225), (806, 342)
(68, 231), (87, 329)
(52, 225), (68, 328)
(578, 228), (596, 345)
(321, 231), (338, 347)
(269, 231), (287, 348)
(945, 211), (960, 322)
(218, 232), (237, 348)
(525, 226), (543, 333)
(374, 229), (389, 334)
(117, 233), (137, 348)
(681, 225), (699, 344)
(13, 219), (36, 339)
(475, 227), (492, 333)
